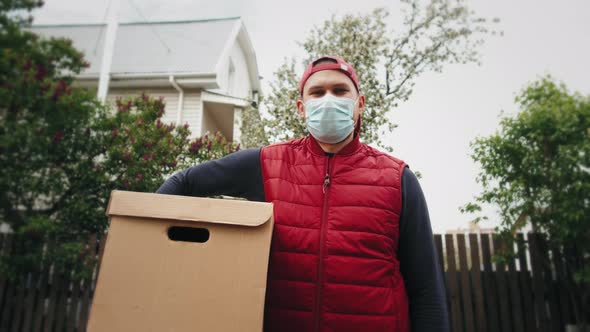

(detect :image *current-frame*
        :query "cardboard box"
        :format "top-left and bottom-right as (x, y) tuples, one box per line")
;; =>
(87, 190), (274, 332)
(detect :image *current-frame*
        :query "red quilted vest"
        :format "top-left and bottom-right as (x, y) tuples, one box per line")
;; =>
(260, 134), (410, 332)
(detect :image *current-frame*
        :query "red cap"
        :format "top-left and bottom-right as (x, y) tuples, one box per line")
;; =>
(299, 56), (359, 96)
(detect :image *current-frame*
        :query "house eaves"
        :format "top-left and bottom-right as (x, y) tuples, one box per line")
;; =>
(202, 89), (249, 108)
(75, 72), (218, 89)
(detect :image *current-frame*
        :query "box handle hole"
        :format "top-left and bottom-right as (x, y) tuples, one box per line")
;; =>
(167, 226), (210, 243)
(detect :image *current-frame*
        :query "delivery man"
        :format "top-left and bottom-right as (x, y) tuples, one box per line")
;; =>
(157, 56), (450, 332)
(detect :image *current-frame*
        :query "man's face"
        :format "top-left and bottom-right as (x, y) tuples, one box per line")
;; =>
(297, 69), (365, 124)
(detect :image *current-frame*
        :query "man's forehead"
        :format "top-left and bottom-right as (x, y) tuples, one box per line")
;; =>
(303, 70), (356, 91)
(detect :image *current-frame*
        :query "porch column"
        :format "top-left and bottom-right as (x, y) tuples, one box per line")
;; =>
(233, 107), (242, 144)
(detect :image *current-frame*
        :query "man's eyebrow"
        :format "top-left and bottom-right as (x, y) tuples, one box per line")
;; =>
(307, 85), (325, 91)
(331, 83), (351, 89)
(307, 83), (351, 91)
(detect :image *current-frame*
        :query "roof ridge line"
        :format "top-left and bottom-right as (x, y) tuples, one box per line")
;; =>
(32, 16), (241, 28)
(122, 16), (241, 26)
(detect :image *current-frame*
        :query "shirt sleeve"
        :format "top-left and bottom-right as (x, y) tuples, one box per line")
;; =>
(398, 167), (450, 332)
(156, 148), (265, 202)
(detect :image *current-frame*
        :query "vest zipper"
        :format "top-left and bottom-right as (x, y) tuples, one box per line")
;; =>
(315, 154), (332, 332)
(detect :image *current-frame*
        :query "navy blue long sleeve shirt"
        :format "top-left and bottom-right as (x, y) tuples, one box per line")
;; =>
(156, 148), (450, 332)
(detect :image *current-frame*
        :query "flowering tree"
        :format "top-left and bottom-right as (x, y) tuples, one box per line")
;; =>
(99, 94), (191, 194)
(0, 0), (238, 278)
(254, 2), (499, 151)
(186, 131), (241, 164)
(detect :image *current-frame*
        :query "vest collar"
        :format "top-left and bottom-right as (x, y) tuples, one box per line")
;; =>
(307, 132), (361, 156)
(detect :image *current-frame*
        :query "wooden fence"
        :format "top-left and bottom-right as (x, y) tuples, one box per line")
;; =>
(0, 232), (587, 331)
(0, 233), (105, 332)
(436, 232), (588, 332)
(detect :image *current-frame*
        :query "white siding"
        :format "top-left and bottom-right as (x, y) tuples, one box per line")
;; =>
(182, 89), (203, 138)
(229, 42), (251, 99)
(216, 42), (251, 99)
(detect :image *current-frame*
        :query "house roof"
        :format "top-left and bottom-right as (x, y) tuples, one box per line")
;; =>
(30, 17), (260, 90)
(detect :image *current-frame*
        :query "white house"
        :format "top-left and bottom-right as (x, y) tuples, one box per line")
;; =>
(31, 17), (261, 143)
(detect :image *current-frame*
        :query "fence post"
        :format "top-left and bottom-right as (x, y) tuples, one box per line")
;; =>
(529, 233), (549, 332)
(445, 234), (463, 332)
(480, 233), (500, 332)
(457, 234), (475, 332)
(468, 233), (487, 332)
(506, 236), (525, 332)
(516, 234), (535, 332)
(493, 236), (513, 332)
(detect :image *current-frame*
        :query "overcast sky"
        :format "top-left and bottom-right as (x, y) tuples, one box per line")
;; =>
(32, 0), (590, 233)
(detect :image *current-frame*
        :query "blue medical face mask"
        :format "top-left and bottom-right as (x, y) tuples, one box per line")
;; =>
(304, 93), (357, 144)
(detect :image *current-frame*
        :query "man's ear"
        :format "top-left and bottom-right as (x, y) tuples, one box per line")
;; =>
(357, 95), (365, 115)
(296, 99), (306, 120)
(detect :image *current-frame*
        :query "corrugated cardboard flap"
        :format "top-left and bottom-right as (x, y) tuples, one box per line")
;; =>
(106, 190), (272, 227)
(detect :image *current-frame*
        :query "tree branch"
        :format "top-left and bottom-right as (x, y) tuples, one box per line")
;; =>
(386, 40), (443, 98)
